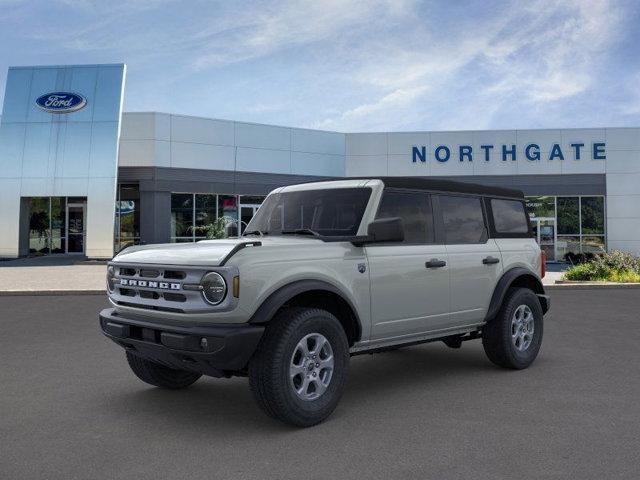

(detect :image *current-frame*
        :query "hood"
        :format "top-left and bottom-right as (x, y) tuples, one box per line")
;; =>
(112, 236), (322, 266)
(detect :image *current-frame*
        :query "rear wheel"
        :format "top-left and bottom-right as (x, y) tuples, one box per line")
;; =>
(125, 351), (202, 389)
(482, 288), (543, 369)
(249, 307), (350, 427)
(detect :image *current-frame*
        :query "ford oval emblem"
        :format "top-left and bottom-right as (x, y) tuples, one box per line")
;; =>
(35, 92), (87, 114)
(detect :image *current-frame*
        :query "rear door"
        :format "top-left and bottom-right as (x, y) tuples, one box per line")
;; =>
(436, 194), (503, 326)
(366, 189), (450, 341)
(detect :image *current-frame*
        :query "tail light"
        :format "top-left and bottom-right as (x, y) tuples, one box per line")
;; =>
(540, 250), (546, 278)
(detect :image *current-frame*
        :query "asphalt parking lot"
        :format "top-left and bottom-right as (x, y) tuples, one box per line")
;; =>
(1, 290), (639, 479)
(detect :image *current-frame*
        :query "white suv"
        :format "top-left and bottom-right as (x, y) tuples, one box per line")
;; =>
(100, 178), (550, 427)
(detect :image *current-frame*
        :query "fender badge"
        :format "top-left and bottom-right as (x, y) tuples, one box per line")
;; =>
(357, 263), (366, 274)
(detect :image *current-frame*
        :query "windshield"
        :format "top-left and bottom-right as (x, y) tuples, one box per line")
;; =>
(244, 187), (372, 237)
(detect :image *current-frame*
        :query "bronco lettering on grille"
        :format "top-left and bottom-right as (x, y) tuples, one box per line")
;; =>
(119, 279), (181, 290)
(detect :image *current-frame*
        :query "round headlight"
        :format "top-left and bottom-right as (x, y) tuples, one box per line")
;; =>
(201, 272), (227, 305)
(106, 265), (116, 293)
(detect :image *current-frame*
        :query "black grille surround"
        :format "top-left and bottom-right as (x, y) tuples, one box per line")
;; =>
(108, 262), (240, 314)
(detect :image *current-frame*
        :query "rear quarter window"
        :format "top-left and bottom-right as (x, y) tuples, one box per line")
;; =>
(491, 199), (529, 234)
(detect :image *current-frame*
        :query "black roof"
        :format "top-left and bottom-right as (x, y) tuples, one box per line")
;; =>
(348, 177), (524, 199)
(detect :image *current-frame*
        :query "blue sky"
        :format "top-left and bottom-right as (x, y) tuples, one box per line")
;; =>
(1, 0), (639, 132)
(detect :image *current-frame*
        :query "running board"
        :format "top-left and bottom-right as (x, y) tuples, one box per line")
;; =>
(350, 325), (483, 355)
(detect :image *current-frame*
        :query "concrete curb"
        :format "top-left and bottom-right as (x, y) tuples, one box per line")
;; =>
(547, 282), (640, 290)
(0, 290), (106, 296)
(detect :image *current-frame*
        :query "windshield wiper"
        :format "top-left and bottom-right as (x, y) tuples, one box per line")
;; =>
(243, 230), (268, 237)
(280, 228), (321, 237)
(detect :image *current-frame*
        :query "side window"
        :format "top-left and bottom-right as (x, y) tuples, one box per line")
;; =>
(439, 195), (487, 244)
(491, 199), (529, 234)
(375, 190), (434, 244)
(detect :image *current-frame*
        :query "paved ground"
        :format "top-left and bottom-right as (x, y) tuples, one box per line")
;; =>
(0, 256), (106, 293)
(1, 290), (639, 479)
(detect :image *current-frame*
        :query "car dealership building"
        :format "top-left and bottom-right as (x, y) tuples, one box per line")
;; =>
(1, 63), (639, 261)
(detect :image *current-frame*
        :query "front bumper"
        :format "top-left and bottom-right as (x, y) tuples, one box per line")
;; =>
(99, 308), (264, 377)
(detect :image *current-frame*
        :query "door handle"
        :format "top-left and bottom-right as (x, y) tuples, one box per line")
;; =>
(482, 256), (500, 265)
(426, 259), (446, 268)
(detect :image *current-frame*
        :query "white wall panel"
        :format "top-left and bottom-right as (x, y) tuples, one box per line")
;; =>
(606, 128), (640, 151)
(120, 113), (157, 140)
(236, 147), (290, 174)
(346, 133), (387, 156)
(606, 218), (640, 242)
(606, 173), (640, 195)
(170, 142), (235, 170)
(607, 240), (640, 255)
(345, 154), (387, 176)
(291, 152), (343, 176)
(119, 139), (159, 167)
(291, 128), (344, 155)
(235, 122), (290, 150)
(605, 150), (640, 173)
(606, 195), (640, 218)
(171, 115), (234, 146)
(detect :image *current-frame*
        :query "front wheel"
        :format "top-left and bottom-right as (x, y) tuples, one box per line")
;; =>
(482, 287), (544, 369)
(249, 307), (350, 427)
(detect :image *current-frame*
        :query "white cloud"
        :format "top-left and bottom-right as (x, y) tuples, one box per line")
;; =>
(314, 0), (625, 130)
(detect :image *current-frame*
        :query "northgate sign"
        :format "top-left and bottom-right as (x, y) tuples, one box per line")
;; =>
(411, 142), (606, 163)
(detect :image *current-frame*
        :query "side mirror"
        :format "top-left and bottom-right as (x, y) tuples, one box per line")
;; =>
(366, 217), (404, 243)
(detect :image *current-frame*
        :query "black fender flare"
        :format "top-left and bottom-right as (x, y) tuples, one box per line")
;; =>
(485, 267), (548, 322)
(248, 279), (362, 340)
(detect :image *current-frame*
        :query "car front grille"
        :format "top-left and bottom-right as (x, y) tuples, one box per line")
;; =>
(109, 264), (209, 313)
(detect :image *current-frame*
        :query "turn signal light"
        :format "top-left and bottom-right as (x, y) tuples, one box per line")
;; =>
(540, 250), (546, 278)
(233, 276), (240, 298)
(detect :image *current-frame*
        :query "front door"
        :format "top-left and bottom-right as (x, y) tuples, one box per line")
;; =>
(66, 203), (85, 254)
(366, 190), (450, 341)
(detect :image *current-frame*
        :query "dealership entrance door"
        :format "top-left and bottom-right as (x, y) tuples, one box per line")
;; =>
(532, 217), (556, 261)
(66, 202), (86, 254)
(24, 196), (87, 256)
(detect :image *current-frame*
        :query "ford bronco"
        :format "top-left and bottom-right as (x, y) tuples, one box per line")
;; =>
(100, 177), (550, 427)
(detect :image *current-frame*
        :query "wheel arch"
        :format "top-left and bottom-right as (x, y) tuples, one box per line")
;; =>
(248, 280), (362, 346)
(485, 268), (548, 322)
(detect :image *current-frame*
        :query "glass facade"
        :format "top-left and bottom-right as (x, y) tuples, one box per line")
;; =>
(114, 184), (140, 253)
(525, 196), (605, 261)
(170, 193), (265, 242)
(27, 196), (86, 255)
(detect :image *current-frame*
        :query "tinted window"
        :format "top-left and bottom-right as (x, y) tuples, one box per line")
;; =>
(245, 188), (371, 237)
(491, 199), (529, 234)
(375, 190), (434, 244)
(439, 195), (486, 244)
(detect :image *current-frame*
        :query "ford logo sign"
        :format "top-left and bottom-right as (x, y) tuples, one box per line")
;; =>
(35, 92), (87, 114)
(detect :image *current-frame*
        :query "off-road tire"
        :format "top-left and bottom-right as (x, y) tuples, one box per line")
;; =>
(248, 307), (350, 427)
(482, 287), (544, 369)
(125, 351), (202, 389)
